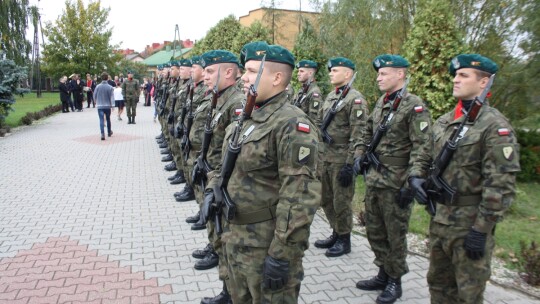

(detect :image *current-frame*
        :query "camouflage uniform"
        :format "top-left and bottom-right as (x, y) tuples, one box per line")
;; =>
(292, 82), (324, 126)
(319, 88), (368, 236)
(360, 92), (432, 278)
(169, 79), (190, 172)
(121, 77), (140, 122)
(427, 104), (520, 303)
(158, 76), (173, 139)
(210, 91), (321, 303)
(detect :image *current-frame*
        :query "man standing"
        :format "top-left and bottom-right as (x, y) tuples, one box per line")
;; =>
(202, 41), (321, 303)
(293, 59), (324, 126)
(411, 54), (520, 303)
(354, 55), (432, 304)
(314, 57), (368, 257)
(93, 72), (115, 140)
(86, 73), (96, 108)
(121, 70), (140, 124)
(59, 76), (70, 113)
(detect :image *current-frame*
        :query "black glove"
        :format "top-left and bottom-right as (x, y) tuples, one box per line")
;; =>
(263, 256), (289, 291)
(463, 228), (487, 260)
(199, 190), (216, 225)
(397, 187), (414, 209)
(353, 155), (369, 175)
(337, 164), (354, 187)
(191, 161), (201, 185)
(409, 177), (428, 205)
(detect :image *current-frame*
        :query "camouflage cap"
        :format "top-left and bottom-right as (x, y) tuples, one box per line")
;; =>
(372, 54), (410, 71)
(449, 54), (498, 76)
(296, 59), (318, 69)
(201, 50), (239, 69)
(179, 58), (192, 67)
(327, 57), (355, 71)
(240, 41), (295, 68)
(191, 56), (202, 67)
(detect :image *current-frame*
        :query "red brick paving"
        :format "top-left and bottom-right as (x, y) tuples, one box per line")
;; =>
(0, 236), (172, 304)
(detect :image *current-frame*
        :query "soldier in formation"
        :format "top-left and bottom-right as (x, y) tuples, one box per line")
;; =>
(292, 59), (324, 126)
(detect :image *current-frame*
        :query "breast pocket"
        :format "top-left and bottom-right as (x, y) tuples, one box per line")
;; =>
(457, 131), (482, 167)
(240, 128), (274, 172)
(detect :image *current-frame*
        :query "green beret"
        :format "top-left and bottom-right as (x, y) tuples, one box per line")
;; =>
(170, 60), (180, 67)
(163, 62), (172, 68)
(372, 54), (410, 71)
(449, 54), (498, 76)
(201, 50), (239, 68)
(296, 59), (318, 69)
(179, 59), (192, 67)
(126, 70), (134, 74)
(327, 57), (355, 71)
(191, 56), (202, 66)
(157, 65), (163, 71)
(240, 41), (295, 67)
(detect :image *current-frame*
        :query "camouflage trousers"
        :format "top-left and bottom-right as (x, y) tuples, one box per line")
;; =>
(364, 187), (412, 278)
(170, 136), (182, 167)
(320, 161), (354, 235)
(225, 244), (303, 304)
(428, 221), (494, 303)
(125, 98), (137, 118)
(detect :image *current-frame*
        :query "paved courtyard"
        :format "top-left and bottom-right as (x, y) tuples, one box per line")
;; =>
(0, 104), (538, 303)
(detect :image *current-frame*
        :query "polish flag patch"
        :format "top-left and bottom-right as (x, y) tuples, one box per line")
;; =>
(313, 93), (320, 97)
(297, 122), (310, 133)
(498, 128), (510, 136)
(414, 106), (424, 113)
(235, 108), (243, 116)
(354, 99), (363, 104)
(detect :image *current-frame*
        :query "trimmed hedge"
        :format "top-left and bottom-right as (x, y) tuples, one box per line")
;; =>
(19, 104), (62, 127)
(516, 129), (540, 182)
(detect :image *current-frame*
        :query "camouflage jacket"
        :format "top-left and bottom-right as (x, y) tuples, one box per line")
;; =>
(212, 91), (321, 260)
(187, 85), (211, 155)
(360, 92), (433, 190)
(292, 82), (324, 126)
(432, 103), (520, 234)
(205, 85), (245, 170)
(160, 78), (176, 117)
(172, 79), (191, 123)
(319, 87), (369, 164)
(121, 78), (140, 101)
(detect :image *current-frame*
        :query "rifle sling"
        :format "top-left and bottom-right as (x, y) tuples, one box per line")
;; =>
(227, 204), (277, 225)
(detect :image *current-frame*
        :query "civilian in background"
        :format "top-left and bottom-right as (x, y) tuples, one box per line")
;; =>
(114, 85), (125, 121)
(86, 73), (96, 108)
(59, 76), (70, 113)
(93, 72), (115, 140)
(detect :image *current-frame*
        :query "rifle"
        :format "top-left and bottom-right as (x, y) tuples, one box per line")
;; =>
(422, 74), (495, 216)
(175, 81), (192, 139)
(320, 72), (357, 144)
(167, 77), (184, 126)
(212, 56), (265, 235)
(193, 69), (222, 190)
(359, 78), (409, 177)
(158, 72), (171, 116)
(181, 83), (196, 159)
(293, 76), (313, 107)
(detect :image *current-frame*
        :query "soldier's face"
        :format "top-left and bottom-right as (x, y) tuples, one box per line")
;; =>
(192, 65), (204, 82)
(242, 60), (269, 101)
(376, 67), (401, 93)
(204, 65), (220, 90)
(180, 66), (191, 80)
(329, 67), (349, 87)
(297, 68), (312, 83)
(452, 68), (486, 100)
(170, 66), (179, 77)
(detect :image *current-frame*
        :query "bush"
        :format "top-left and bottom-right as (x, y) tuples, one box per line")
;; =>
(516, 129), (540, 182)
(20, 114), (32, 125)
(18, 104), (61, 126)
(519, 241), (540, 286)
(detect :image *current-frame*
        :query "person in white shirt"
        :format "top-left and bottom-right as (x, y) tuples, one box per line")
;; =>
(114, 86), (125, 121)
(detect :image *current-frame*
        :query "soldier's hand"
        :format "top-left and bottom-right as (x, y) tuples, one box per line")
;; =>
(397, 187), (414, 209)
(191, 162), (200, 185)
(409, 177), (428, 205)
(337, 164), (354, 187)
(463, 228), (487, 260)
(353, 155), (368, 176)
(263, 256), (289, 291)
(199, 190), (216, 225)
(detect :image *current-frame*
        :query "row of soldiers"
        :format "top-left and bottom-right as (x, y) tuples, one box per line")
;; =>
(152, 40), (520, 304)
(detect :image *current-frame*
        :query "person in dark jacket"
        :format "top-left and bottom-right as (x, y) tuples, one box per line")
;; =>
(59, 76), (70, 113)
(70, 74), (85, 111)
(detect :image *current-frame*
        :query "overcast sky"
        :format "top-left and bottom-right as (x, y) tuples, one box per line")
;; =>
(30, 0), (317, 52)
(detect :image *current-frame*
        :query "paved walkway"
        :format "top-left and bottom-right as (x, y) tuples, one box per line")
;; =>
(0, 104), (538, 304)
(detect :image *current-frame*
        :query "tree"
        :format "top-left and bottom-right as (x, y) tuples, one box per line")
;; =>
(190, 15), (241, 55)
(292, 19), (330, 95)
(404, 0), (468, 118)
(41, 0), (122, 80)
(0, 0), (33, 65)
(0, 57), (30, 130)
(231, 21), (272, 55)
(261, 0), (286, 45)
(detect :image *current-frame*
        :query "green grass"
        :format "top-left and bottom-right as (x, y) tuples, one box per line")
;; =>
(352, 178), (540, 268)
(4, 92), (60, 127)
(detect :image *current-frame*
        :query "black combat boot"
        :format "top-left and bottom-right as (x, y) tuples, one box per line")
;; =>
(168, 171), (181, 181)
(376, 276), (402, 304)
(132, 116), (136, 124)
(155, 133), (164, 140)
(170, 171), (186, 184)
(186, 212), (200, 224)
(356, 267), (388, 291)
(192, 243), (213, 259)
(191, 221), (206, 230)
(314, 230), (338, 249)
(201, 282), (232, 304)
(161, 154), (173, 162)
(159, 141), (168, 149)
(325, 233), (351, 257)
(164, 162), (177, 171)
(160, 148), (170, 155)
(176, 185), (195, 202)
(194, 250), (219, 270)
